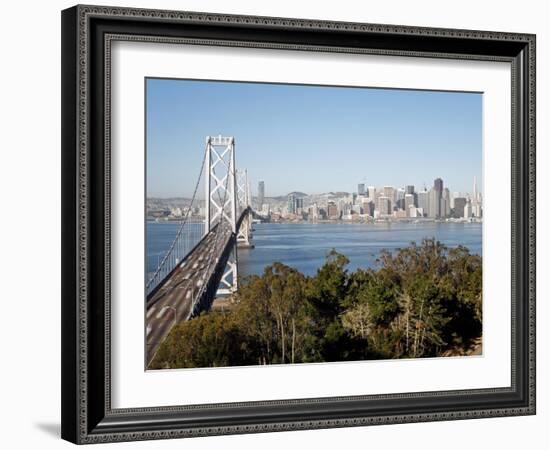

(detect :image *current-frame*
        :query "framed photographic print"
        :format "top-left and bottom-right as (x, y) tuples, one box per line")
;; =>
(61, 5), (536, 444)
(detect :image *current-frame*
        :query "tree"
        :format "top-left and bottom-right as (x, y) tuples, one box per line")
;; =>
(150, 241), (483, 369)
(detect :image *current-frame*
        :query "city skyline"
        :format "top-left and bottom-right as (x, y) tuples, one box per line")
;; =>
(148, 174), (483, 223)
(146, 78), (482, 198)
(147, 176), (481, 200)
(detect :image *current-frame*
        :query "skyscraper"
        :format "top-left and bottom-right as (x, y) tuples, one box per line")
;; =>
(442, 188), (450, 217)
(472, 176), (482, 217)
(378, 196), (391, 215)
(464, 200), (473, 219)
(358, 183), (365, 195)
(404, 194), (414, 216)
(428, 188), (439, 218)
(257, 181), (265, 208)
(453, 197), (467, 218)
(430, 178), (444, 218)
(383, 186), (395, 208)
(396, 188), (406, 210)
(367, 186), (376, 198)
(417, 190), (428, 217)
(405, 185), (417, 207)
(287, 193), (296, 214)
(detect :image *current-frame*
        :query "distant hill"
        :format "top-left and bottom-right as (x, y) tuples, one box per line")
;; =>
(323, 191), (351, 197)
(266, 191), (308, 202)
(286, 191), (308, 198)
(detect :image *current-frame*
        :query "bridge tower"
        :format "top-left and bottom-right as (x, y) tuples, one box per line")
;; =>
(236, 169), (253, 248)
(204, 135), (238, 295)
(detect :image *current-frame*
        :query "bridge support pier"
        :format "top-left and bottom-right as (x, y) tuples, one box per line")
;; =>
(217, 248), (238, 295)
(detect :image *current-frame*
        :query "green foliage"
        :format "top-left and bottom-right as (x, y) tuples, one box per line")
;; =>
(151, 239), (482, 369)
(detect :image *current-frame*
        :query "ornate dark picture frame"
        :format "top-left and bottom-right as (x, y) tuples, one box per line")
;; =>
(61, 4), (536, 444)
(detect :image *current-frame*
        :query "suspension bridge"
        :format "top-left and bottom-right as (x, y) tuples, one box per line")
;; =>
(145, 136), (254, 366)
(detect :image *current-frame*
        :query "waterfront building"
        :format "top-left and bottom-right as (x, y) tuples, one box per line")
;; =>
(362, 200), (375, 217)
(309, 203), (319, 220)
(287, 194), (296, 214)
(473, 203), (482, 218)
(429, 177), (444, 218)
(453, 197), (467, 218)
(327, 202), (339, 219)
(464, 200), (472, 219)
(451, 191), (461, 209)
(170, 207), (183, 217)
(443, 188), (451, 217)
(428, 188), (439, 218)
(394, 209), (407, 219)
(417, 190), (428, 217)
(471, 176), (482, 218)
(296, 197), (304, 214)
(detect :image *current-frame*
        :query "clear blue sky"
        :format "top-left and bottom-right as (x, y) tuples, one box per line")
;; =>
(146, 78), (482, 198)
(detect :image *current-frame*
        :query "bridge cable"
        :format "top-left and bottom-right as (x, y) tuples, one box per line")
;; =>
(146, 144), (208, 291)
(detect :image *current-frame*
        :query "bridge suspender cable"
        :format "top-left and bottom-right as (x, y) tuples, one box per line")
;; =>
(145, 142), (208, 294)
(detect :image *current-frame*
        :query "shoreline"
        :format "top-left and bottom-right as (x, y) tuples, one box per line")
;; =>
(147, 218), (483, 225)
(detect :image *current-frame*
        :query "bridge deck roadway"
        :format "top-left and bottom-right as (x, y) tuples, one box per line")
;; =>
(145, 209), (249, 368)
(145, 224), (232, 367)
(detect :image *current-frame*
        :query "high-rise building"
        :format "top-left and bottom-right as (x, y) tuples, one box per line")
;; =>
(362, 200), (374, 217)
(327, 202), (339, 219)
(258, 181), (265, 208)
(383, 186), (395, 207)
(472, 203), (482, 218)
(453, 197), (467, 218)
(428, 188), (439, 218)
(287, 194), (296, 214)
(429, 178), (444, 218)
(443, 188), (450, 217)
(309, 203), (319, 220)
(358, 183), (365, 195)
(404, 194), (414, 216)
(464, 200), (473, 219)
(378, 196), (392, 216)
(296, 197), (304, 213)
(451, 191), (460, 209)
(417, 190), (428, 217)
(396, 188), (406, 210)
(367, 186), (376, 198)
(405, 185), (416, 207)
(471, 176), (482, 218)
